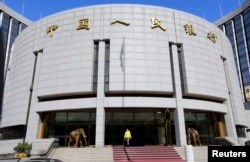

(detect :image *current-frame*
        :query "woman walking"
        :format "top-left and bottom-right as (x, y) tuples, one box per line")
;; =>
(124, 128), (132, 146)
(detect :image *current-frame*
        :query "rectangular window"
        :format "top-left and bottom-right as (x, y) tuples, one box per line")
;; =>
(104, 41), (110, 92)
(236, 125), (246, 138)
(19, 23), (27, 32)
(0, 125), (26, 140)
(169, 43), (184, 94)
(93, 41), (99, 92)
(2, 14), (10, 47)
(93, 40), (110, 93)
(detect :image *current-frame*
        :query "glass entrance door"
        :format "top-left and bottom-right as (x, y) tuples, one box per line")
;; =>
(45, 111), (96, 146)
(105, 110), (174, 146)
(105, 123), (145, 146)
(184, 111), (219, 145)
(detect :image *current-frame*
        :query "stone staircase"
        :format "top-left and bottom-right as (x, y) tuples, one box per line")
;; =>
(48, 146), (208, 162)
(174, 146), (208, 162)
(193, 146), (208, 162)
(113, 146), (184, 162)
(49, 147), (114, 162)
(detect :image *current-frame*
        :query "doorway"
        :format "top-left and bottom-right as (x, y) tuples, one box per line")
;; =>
(125, 124), (144, 146)
(43, 111), (96, 146)
(105, 123), (145, 146)
(105, 110), (175, 146)
(184, 111), (219, 145)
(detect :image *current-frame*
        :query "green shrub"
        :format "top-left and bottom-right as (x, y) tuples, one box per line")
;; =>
(13, 142), (32, 153)
(245, 140), (250, 146)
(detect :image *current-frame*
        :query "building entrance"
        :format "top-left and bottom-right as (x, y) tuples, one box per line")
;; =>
(106, 124), (145, 146)
(41, 111), (96, 146)
(105, 110), (175, 146)
(184, 111), (225, 145)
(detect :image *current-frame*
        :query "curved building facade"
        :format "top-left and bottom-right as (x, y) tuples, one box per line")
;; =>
(0, 4), (248, 147)
(215, 0), (250, 137)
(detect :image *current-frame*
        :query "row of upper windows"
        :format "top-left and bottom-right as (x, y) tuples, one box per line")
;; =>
(219, 10), (250, 54)
(0, 11), (28, 48)
(221, 7), (250, 33)
(243, 75), (250, 84)
(0, 11), (27, 33)
(217, 8), (250, 88)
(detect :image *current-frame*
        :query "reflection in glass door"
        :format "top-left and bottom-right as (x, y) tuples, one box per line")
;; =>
(184, 111), (219, 145)
(45, 111), (96, 146)
(105, 110), (175, 146)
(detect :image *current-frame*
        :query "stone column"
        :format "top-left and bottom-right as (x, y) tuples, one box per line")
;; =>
(170, 44), (187, 146)
(185, 145), (194, 162)
(221, 56), (238, 144)
(95, 41), (106, 147)
(25, 49), (43, 141)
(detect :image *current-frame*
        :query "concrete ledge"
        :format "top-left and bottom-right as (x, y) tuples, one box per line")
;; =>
(30, 138), (59, 157)
(0, 139), (22, 156)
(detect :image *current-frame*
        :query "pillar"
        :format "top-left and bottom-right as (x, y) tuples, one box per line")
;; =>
(170, 44), (187, 146)
(95, 41), (106, 147)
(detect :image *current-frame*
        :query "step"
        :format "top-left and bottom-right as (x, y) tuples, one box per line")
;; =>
(113, 146), (184, 162)
(49, 146), (207, 162)
(174, 146), (208, 162)
(50, 147), (114, 162)
(115, 160), (184, 162)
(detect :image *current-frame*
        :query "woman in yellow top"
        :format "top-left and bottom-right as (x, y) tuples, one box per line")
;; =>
(124, 128), (132, 146)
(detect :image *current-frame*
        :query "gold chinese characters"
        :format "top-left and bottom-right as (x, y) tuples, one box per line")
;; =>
(183, 24), (196, 36)
(47, 25), (58, 38)
(207, 32), (217, 43)
(77, 18), (91, 30)
(151, 18), (166, 31)
(46, 18), (218, 43)
(111, 18), (130, 26)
